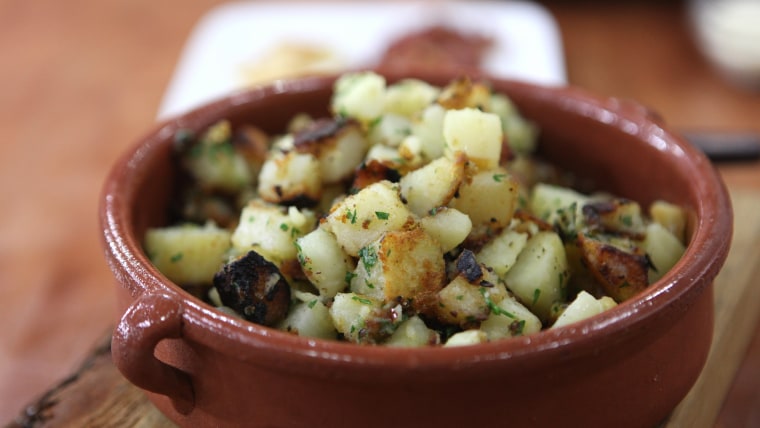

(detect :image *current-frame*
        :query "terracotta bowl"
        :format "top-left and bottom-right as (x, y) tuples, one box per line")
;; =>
(100, 70), (732, 428)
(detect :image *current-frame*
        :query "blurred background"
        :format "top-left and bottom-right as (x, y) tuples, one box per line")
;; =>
(1, 0), (758, 426)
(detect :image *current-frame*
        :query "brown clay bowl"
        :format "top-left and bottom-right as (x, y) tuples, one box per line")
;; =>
(100, 70), (732, 428)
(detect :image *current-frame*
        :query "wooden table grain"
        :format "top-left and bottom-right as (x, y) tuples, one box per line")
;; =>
(1, 0), (758, 426)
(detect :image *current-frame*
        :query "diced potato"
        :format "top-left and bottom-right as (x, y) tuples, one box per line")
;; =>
(436, 250), (507, 327)
(529, 182), (589, 227)
(292, 118), (370, 184)
(350, 228), (446, 314)
(504, 231), (568, 322)
(399, 155), (466, 217)
(397, 135), (425, 169)
(257, 150), (321, 205)
(145, 222), (231, 286)
(443, 108), (503, 170)
(578, 233), (649, 302)
(583, 199), (646, 236)
(183, 133), (253, 193)
(368, 113), (412, 147)
(322, 181), (413, 256)
(551, 291), (617, 329)
(412, 104), (447, 160)
(649, 200), (687, 244)
(332, 71), (386, 123)
(489, 93), (538, 155)
(277, 290), (337, 339)
(296, 227), (354, 299)
(329, 292), (383, 344)
(419, 207), (472, 253)
(231, 200), (316, 265)
(444, 329), (488, 347)
(475, 229), (529, 279)
(480, 295), (542, 340)
(385, 315), (439, 347)
(437, 77), (492, 111)
(384, 78), (440, 117)
(448, 168), (519, 229)
(643, 222), (686, 283)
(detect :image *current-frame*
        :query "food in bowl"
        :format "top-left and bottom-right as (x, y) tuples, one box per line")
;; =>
(143, 71), (686, 347)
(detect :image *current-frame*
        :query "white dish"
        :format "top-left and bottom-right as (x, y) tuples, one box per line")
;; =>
(158, 0), (566, 119)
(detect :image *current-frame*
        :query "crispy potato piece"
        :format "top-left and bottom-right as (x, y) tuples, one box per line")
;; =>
(649, 200), (687, 244)
(292, 117), (370, 184)
(437, 77), (492, 111)
(213, 250), (291, 326)
(436, 250), (507, 327)
(578, 233), (649, 302)
(257, 150), (321, 206)
(350, 227), (446, 315)
(582, 198), (646, 238)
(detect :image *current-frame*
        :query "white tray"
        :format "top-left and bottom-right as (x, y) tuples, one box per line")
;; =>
(158, 0), (566, 119)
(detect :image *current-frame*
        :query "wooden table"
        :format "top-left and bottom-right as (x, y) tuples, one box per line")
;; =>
(1, 0), (758, 426)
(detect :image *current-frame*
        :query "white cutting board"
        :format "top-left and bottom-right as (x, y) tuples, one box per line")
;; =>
(158, 0), (566, 119)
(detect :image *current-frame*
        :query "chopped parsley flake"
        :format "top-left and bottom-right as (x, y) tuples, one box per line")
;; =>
(532, 288), (541, 306)
(493, 173), (507, 182)
(307, 300), (318, 309)
(375, 211), (389, 220)
(280, 223), (289, 232)
(345, 271), (357, 285)
(346, 208), (358, 224)
(170, 252), (184, 263)
(358, 246), (379, 272)
(352, 296), (373, 305)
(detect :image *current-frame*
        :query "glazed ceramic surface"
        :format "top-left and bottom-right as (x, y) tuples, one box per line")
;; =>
(100, 70), (732, 428)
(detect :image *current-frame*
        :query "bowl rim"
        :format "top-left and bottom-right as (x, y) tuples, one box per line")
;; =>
(101, 71), (733, 377)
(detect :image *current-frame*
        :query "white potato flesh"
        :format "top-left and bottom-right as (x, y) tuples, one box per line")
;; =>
(489, 93), (538, 155)
(444, 329), (488, 347)
(480, 295), (542, 340)
(419, 207), (472, 253)
(385, 316), (439, 347)
(306, 122), (370, 184)
(448, 168), (519, 229)
(257, 151), (321, 204)
(443, 108), (502, 170)
(296, 227), (354, 299)
(277, 291), (337, 339)
(529, 182), (589, 226)
(332, 72), (386, 123)
(476, 229), (529, 279)
(399, 156), (465, 217)
(368, 113), (412, 147)
(145, 223), (231, 286)
(323, 181), (413, 256)
(231, 200), (315, 265)
(643, 222), (686, 283)
(384, 78), (440, 117)
(551, 291), (617, 329)
(329, 292), (381, 343)
(504, 231), (568, 322)
(412, 104), (447, 161)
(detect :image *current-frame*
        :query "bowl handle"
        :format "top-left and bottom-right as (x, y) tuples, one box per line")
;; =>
(112, 293), (195, 415)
